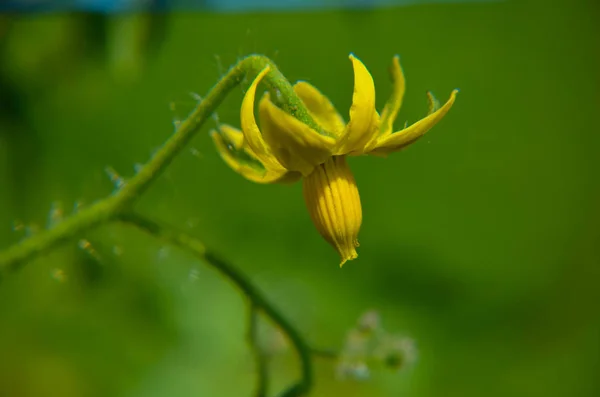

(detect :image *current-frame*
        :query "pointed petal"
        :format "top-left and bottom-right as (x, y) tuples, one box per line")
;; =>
(379, 55), (406, 138)
(294, 81), (345, 136)
(259, 93), (336, 176)
(216, 123), (284, 168)
(211, 129), (299, 184)
(369, 89), (459, 156)
(427, 90), (441, 115)
(218, 124), (245, 150)
(240, 66), (283, 170)
(336, 54), (380, 155)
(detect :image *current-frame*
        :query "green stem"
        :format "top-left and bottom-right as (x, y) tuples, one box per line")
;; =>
(117, 212), (312, 397)
(0, 196), (121, 275)
(0, 54), (318, 275)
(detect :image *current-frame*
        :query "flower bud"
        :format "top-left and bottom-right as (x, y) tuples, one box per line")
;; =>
(302, 156), (362, 267)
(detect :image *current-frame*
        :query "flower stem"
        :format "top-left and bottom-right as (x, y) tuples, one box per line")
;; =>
(0, 54), (318, 275)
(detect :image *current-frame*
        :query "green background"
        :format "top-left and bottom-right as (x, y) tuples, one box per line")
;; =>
(1, 0), (599, 396)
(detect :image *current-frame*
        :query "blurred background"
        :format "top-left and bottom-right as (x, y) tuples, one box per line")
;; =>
(1, 0), (599, 396)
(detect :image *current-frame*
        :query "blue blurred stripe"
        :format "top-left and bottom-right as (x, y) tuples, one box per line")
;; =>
(1, 0), (499, 13)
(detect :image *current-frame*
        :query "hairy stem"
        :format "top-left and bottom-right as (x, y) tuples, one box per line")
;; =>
(117, 212), (312, 396)
(0, 54), (317, 275)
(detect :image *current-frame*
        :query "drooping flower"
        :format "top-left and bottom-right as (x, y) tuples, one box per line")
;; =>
(211, 54), (458, 267)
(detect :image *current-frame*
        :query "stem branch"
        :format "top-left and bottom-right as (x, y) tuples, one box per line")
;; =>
(118, 212), (313, 396)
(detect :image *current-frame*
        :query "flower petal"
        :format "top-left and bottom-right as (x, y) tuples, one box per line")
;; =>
(218, 123), (286, 169)
(294, 81), (345, 136)
(240, 66), (283, 170)
(211, 128), (299, 184)
(259, 93), (336, 176)
(218, 124), (246, 150)
(368, 89), (459, 156)
(336, 54), (380, 155)
(378, 55), (406, 138)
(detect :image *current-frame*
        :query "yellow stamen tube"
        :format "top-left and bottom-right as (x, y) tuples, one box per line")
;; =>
(302, 156), (362, 267)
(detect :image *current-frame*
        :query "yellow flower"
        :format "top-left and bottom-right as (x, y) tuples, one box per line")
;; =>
(211, 54), (458, 267)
